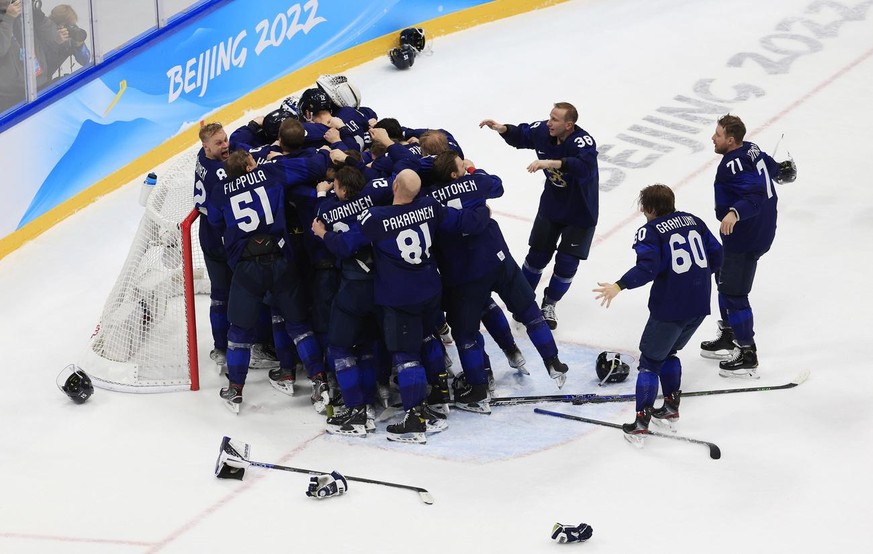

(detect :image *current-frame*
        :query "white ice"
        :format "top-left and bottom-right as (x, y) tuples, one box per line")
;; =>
(1, 0), (871, 551)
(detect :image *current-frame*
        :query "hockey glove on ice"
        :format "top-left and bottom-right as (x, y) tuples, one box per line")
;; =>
(305, 470), (348, 499)
(551, 522), (593, 543)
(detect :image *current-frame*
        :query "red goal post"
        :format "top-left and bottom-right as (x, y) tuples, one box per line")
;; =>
(78, 150), (208, 392)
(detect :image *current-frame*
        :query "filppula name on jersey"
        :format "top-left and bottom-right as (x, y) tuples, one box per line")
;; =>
(321, 196), (374, 224)
(430, 179), (478, 203)
(655, 215), (696, 234)
(382, 205), (435, 231)
(224, 169), (267, 194)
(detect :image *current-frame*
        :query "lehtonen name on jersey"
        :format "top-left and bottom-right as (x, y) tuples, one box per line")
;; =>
(429, 179), (479, 203)
(381, 205), (435, 231)
(654, 215), (696, 234)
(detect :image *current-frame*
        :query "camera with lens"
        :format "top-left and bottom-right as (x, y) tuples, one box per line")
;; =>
(63, 23), (87, 43)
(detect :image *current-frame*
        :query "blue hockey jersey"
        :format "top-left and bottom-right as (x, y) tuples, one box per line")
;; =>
(713, 141), (779, 254)
(205, 154), (328, 268)
(501, 121), (599, 228)
(616, 211), (723, 321)
(322, 197), (490, 306)
(425, 169), (507, 286)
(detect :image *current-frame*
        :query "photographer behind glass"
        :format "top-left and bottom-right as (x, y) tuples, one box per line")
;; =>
(1, 0), (60, 112)
(46, 2), (90, 76)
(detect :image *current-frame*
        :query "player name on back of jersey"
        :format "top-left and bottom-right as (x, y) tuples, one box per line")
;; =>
(654, 215), (696, 234)
(430, 179), (479, 203)
(224, 169), (267, 194)
(380, 205), (435, 231)
(321, 196), (374, 224)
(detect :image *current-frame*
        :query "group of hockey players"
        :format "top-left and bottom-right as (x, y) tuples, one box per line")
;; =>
(194, 28), (797, 446)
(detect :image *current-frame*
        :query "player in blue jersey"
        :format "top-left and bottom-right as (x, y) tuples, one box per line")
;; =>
(699, 115), (796, 378)
(313, 169), (489, 443)
(593, 184), (722, 439)
(206, 148), (330, 413)
(480, 102), (599, 330)
(427, 151), (569, 413)
(313, 166), (394, 435)
(194, 123), (234, 370)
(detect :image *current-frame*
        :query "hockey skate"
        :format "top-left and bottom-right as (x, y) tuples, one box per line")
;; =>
(718, 345), (759, 379)
(268, 364), (297, 396)
(376, 382), (392, 409)
(503, 344), (529, 375)
(700, 321), (736, 360)
(421, 403), (448, 433)
(386, 405), (427, 444)
(326, 405), (368, 437)
(249, 343), (280, 370)
(426, 374), (451, 416)
(210, 348), (227, 374)
(651, 391), (680, 432)
(622, 407), (653, 447)
(438, 322), (454, 345)
(219, 382), (243, 414)
(545, 356), (568, 389)
(365, 405), (376, 432)
(310, 375), (331, 414)
(452, 373), (491, 414)
(541, 299), (558, 330)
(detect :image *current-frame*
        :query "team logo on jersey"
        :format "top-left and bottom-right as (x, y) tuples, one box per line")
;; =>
(546, 168), (568, 188)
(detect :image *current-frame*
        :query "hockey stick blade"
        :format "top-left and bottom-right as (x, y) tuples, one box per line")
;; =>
(213, 437), (433, 504)
(534, 408), (721, 460)
(491, 369), (811, 407)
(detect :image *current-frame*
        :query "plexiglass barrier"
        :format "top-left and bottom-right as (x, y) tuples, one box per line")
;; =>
(1, 0), (210, 117)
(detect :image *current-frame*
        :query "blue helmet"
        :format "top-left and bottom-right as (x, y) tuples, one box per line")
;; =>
(389, 44), (417, 70)
(399, 27), (426, 52)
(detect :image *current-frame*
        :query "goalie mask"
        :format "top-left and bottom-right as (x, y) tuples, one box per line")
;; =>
(595, 352), (630, 384)
(316, 74), (362, 109)
(57, 364), (94, 404)
(399, 27), (426, 52)
(389, 44), (416, 70)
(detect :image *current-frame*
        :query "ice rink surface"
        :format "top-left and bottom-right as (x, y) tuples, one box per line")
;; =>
(1, 0), (871, 551)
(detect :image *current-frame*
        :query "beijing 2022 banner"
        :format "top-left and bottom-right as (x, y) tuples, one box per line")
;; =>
(0, 0), (488, 241)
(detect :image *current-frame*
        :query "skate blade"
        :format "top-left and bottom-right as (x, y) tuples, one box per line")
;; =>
(366, 419), (376, 432)
(700, 349), (735, 360)
(326, 424), (367, 437)
(650, 417), (678, 433)
(718, 368), (760, 380)
(623, 432), (645, 448)
(248, 359), (280, 370)
(428, 403), (450, 417)
(223, 400), (240, 415)
(454, 401), (492, 415)
(550, 372), (567, 389)
(269, 379), (295, 396)
(311, 392), (330, 414)
(425, 419), (448, 433)
(386, 432), (426, 444)
(515, 365), (530, 376)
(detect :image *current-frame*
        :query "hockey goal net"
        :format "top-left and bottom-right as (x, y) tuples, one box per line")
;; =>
(79, 148), (208, 392)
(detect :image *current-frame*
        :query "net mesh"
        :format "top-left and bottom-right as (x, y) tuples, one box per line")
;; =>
(79, 148), (209, 392)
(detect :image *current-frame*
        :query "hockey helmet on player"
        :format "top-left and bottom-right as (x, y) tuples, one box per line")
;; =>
(389, 44), (417, 70)
(316, 74), (362, 109)
(399, 27), (426, 52)
(595, 352), (630, 384)
(57, 364), (94, 404)
(298, 87), (332, 120)
(261, 107), (290, 143)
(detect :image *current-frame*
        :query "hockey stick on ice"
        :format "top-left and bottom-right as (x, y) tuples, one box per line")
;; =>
(534, 408), (721, 460)
(490, 368), (810, 406)
(214, 437), (434, 504)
